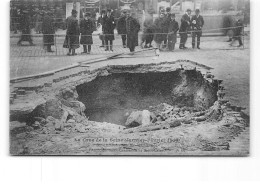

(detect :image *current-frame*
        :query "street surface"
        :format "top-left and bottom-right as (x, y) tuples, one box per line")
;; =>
(10, 29), (250, 114)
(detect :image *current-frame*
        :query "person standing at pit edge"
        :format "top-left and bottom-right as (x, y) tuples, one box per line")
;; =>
(103, 9), (116, 51)
(17, 10), (35, 46)
(230, 19), (243, 47)
(42, 11), (55, 52)
(167, 13), (179, 51)
(80, 12), (95, 54)
(117, 10), (127, 48)
(162, 7), (171, 49)
(191, 9), (204, 49)
(126, 11), (140, 53)
(179, 9), (191, 49)
(63, 9), (80, 56)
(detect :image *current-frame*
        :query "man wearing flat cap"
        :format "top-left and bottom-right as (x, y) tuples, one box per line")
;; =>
(63, 9), (80, 56)
(191, 9), (204, 49)
(80, 12), (95, 54)
(179, 9), (191, 49)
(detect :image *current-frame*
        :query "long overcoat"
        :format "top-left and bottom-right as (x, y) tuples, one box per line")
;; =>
(102, 15), (116, 41)
(179, 13), (191, 33)
(63, 16), (80, 49)
(126, 16), (140, 48)
(42, 14), (55, 46)
(191, 15), (204, 36)
(153, 17), (165, 44)
(117, 15), (127, 35)
(80, 18), (95, 45)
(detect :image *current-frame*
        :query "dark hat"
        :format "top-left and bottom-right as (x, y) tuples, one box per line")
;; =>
(84, 12), (91, 16)
(71, 9), (77, 14)
(166, 7), (171, 12)
(195, 9), (200, 13)
(186, 9), (192, 12)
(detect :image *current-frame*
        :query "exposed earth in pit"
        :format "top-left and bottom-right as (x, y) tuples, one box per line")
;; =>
(9, 61), (249, 155)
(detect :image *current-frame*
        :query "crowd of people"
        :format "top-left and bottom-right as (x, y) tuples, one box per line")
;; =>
(63, 8), (141, 55)
(13, 7), (244, 55)
(141, 7), (205, 51)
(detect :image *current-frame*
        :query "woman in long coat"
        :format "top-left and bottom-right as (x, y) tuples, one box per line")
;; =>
(42, 11), (55, 52)
(102, 9), (116, 51)
(63, 10), (80, 56)
(80, 12), (95, 54)
(126, 13), (140, 52)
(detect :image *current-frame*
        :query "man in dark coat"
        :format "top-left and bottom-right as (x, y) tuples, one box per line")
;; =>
(167, 13), (179, 51)
(17, 10), (34, 46)
(223, 15), (235, 42)
(191, 9), (204, 49)
(103, 9), (116, 51)
(80, 12), (95, 54)
(179, 9), (191, 49)
(117, 10), (127, 48)
(63, 9), (80, 56)
(230, 19), (243, 47)
(162, 7), (171, 48)
(153, 13), (165, 50)
(126, 12), (140, 53)
(42, 11), (55, 52)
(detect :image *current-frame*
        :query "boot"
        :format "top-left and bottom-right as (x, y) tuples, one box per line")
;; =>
(82, 45), (87, 53)
(47, 45), (54, 52)
(110, 45), (113, 52)
(72, 49), (77, 56)
(67, 49), (71, 56)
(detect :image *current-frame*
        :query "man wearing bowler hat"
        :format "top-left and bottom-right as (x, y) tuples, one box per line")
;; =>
(103, 9), (116, 51)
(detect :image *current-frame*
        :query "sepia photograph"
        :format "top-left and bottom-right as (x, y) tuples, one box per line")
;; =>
(9, 0), (250, 156)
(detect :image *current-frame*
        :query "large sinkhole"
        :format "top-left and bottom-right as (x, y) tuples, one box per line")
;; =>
(76, 69), (218, 125)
